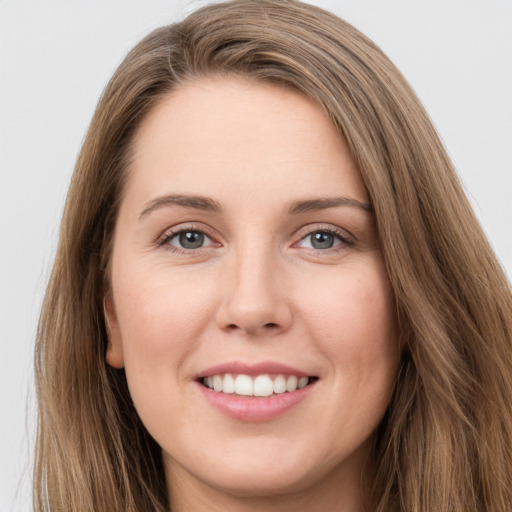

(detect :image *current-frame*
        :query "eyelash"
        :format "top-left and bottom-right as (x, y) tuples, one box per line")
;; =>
(157, 224), (355, 254)
(157, 224), (218, 254)
(293, 225), (354, 253)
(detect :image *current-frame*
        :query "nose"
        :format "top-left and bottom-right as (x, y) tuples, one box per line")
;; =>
(215, 249), (292, 338)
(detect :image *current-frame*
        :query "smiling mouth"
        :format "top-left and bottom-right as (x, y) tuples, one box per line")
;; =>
(200, 373), (319, 397)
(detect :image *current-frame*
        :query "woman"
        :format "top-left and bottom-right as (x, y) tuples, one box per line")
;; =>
(34, 0), (512, 510)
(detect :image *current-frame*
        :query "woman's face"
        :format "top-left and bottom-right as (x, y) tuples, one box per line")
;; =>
(106, 78), (399, 506)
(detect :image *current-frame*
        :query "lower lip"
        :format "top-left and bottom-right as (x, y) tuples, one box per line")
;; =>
(196, 380), (317, 422)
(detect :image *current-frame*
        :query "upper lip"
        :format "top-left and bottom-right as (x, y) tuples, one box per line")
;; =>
(195, 361), (312, 379)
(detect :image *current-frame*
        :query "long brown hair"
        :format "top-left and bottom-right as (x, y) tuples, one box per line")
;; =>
(34, 1), (512, 510)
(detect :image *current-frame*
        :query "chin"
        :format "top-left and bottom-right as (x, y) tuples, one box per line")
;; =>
(164, 436), (362, 501)
(199, 463), (319, 498)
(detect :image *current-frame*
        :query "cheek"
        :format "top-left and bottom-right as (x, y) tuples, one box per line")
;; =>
(297, 259), (399, 456)
(111, 259), (218, 381)
(110, 259), (223, 434)
(297, 258), (398, 384)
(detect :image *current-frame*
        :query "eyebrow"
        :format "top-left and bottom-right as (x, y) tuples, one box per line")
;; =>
(286, 197), (372, 215)
(139, 194), (222, 219)
(139, 193), (372, 220)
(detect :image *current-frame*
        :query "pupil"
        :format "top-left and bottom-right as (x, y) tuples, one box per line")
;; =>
(311, 232), (334, 249)
(179, 231), (204, 249)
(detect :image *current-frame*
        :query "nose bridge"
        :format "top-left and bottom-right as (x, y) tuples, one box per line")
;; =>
(216, 237), (291, 336)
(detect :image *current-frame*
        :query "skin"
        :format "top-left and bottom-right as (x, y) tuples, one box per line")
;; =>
(106, 77), (400, 512)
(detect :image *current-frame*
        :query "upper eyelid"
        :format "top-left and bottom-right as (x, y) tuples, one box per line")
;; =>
(157, 223), (219, 247)
(160, 222), (216, 237)
(294, 223), (356, 242)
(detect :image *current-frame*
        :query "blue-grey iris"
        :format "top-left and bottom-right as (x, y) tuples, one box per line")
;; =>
(311, 232), (334, 249)
(179, 231), (204, 249)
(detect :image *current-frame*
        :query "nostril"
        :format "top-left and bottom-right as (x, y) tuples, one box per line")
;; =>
(224, 322), (280, 334)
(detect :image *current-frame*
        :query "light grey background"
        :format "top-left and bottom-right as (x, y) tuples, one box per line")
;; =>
(1, 1), (511, 510)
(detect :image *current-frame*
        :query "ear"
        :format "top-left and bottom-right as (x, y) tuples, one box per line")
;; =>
(104, 295), (125, 369)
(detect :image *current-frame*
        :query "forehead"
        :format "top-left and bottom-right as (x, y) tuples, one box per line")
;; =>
(126, 77), (369, 211)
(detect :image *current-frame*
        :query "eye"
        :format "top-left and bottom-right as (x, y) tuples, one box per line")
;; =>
(161, 229), (215, 251)
(295, 229), (352, 251)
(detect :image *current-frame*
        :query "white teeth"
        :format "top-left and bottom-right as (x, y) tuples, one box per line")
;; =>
(254, 375), (274, 397)
(273, 374), (287, 394)
(223, 373), (235, 394)
(297, 376), (309, 389)
(202, 373), (313, 396)
(213, 375), (223, 392)
(286, 375), (298, 392)
(235, 374), (253, 395)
